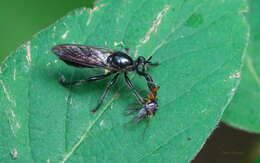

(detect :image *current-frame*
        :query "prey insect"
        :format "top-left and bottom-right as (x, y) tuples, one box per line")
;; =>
(52, 44), (159, 112)
(125, 84), (160, 123)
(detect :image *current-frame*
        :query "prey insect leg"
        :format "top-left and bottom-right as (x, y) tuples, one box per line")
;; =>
(124, 72), (145, 104)
(91, 73), (120, 113)
(59, 72), (113, 86)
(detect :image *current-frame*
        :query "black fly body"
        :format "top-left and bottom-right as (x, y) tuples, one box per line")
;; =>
(52, 44), (159, 112)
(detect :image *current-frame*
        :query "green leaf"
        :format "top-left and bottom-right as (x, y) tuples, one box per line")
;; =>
(0, 0), (248, 162)
(222, 0), (260, 133)
(0, 0), (88, 61)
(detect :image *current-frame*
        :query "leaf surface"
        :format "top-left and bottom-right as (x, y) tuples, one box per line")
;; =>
(0, 0), (248, 162)
(222, 0), (260, 133)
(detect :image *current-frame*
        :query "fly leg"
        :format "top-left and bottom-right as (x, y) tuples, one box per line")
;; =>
(91, 73), (120, 113)
(124, 72), (145, 104)
(142, 73), (157, 93)
(59, 72), (112, 86)
(136, 68), (157, 92)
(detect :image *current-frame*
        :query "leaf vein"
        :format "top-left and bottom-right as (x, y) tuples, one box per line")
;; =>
(61, 94), (117, 163)
(246, 55), (260, 85)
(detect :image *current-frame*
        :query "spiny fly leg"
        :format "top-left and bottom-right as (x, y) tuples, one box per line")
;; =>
(142, 73), (157, 92)
(136, 69), (156, 92)
(91, 73), (120, 113)
(59, 72), (112, 86)
(124, 72), (145, 104)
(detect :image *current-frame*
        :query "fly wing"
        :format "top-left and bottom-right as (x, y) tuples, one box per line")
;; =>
(125, 101), (143, 115)
(52, 44), (115, 70)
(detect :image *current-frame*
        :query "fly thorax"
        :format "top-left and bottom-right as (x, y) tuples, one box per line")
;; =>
(145, 102), (157, 115)
(108, 52), (134, 69)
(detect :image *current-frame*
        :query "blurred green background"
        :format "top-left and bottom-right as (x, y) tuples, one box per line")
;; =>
(0, 0), (92, 61)
(0, 0), (259, 162)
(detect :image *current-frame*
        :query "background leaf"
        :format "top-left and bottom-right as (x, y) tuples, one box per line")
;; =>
(0, 0), (87, 61)
(222, 0), (260, 133)
(0, 0), (248, 162)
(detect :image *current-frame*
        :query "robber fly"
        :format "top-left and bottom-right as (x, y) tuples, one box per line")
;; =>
(52, 44), (159, 112)
(125, 84), (160, 123)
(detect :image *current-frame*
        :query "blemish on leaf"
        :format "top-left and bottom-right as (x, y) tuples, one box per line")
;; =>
(52, 26), (57, 32)
(69, 98), (73, 105)
(7, 109), (20, 136)
(99, 120), (105, 127)
(61, 30), (69, 39)
(10, 149), (18, 159)
(0, 80), (16, 106)
(13, 59), (16, 80)
(113, 41), (125, 47)
(134, 5), (170, 58)
(240, 9), (249, 14)
(16, 122), (20, 128)
(26, 42), (32, 63)
(86, 12), (94, 26)
(76, 8), (86, 16)
(86, 4), (107, 26)
(116, 15), (123, 23)
(46, 62), (51, 67)
(139, 5), (170, 44)
(8, 109), (16, 118)
(184, 13), (204, 28)
(229, 72), (241, 79)
(134, 49), (139, 57)
(201, 109), (206, 113)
